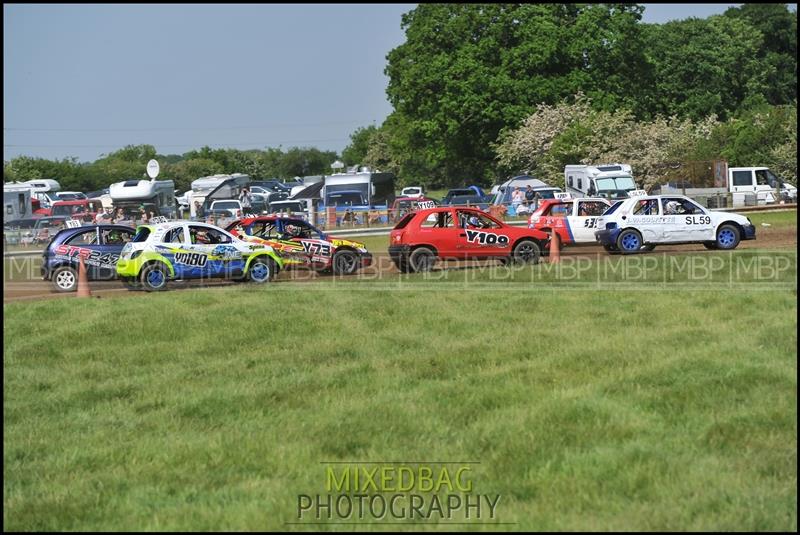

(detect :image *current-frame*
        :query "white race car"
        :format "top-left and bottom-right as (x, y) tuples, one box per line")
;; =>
(594, 194), (756, 253)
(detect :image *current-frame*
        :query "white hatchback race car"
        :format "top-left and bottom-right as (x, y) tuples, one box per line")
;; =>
(117, 220), (283, 291)
(594, 194), (756, 254)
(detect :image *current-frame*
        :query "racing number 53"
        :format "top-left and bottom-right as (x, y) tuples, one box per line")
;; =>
(583, 218), (597, 228)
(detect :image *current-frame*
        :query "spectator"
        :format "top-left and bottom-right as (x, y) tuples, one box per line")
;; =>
(239, 188), (252, 214)
(194, 201), (205, 220)
(524, 185), (535, 207)
(95, 207), (113, 224)
(113, 208), (126, 224)
(533, 192), (542, 211)
(511, 187), (523, 211)
(342, 208), (353, 226)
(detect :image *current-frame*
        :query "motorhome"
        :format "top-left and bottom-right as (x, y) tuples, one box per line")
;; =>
(323, 168), (395, 213)
(109, 179), (177, 218)
(188, 173), (250, 217)
(564, 164), (637, 199)
(3, 184), (33, 223)
(20, 179), (61, 209)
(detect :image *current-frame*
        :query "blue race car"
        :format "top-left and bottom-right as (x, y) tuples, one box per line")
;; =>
(41, 224), (136, 292)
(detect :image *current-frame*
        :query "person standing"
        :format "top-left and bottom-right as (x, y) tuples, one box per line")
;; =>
(524, 185), (535, 207)
(194, 201), (205, 220)
(512, 187), (523, 211)
(239, 188), (252, 214)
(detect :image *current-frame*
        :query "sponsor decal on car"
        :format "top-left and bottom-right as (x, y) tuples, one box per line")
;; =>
(54, 244), (120, 269)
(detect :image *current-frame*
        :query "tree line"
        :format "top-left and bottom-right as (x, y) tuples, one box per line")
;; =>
(3, 4), (796, 192)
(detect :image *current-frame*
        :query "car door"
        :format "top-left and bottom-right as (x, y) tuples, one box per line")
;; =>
(416, 209), (463, 258)
(662, 197), (714, 241)
(456, 209), (512, 258)
(569, 200), (610, 243)
(286, 220), (333, 266)
(626, 198), (664, 242)
(61, 228), (103, 279)
(187, 224), (244, 278)
(96, 226), (136, 280)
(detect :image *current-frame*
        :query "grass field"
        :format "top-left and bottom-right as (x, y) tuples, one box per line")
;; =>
(4, 239), (797, 531)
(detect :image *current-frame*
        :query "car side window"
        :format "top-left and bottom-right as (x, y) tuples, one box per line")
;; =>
(65, 229), (98, 246)
(203, 228), (232, 244)
(421, 212), (453, 229)
(549, 203), (570, 217)
(578, 201), (607, 216)
(164, 227), (186, 244)
(252, 221), (278, 238)
(661, 198), (704, 215)
(101, 228), (134, 245)
(633, 199), (660, 215)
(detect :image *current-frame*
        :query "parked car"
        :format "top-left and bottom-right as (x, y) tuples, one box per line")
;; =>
(594, 194), (756, 253)
(388, 196), (438, 222)
(388, 206), (550, 272)
(400, 186), (424, 198)
(20, 216), (70, 246)
(116, 221), (283, 291)
(4, 217), (41, 246)
(226, 216), (372, 275)
(41, 224), (136, 292)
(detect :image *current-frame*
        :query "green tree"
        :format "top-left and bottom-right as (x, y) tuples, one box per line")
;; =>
(724, 4), (797, 106)
(643, 15), (766, 121)
(342, 125), (378, 168)
(384, 3), (651, 186)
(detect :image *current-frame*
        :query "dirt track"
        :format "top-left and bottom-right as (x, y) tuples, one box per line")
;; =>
(4, 227), (796, 303)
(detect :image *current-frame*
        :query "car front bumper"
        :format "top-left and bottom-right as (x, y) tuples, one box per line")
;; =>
(742, 224), (756, 240)
(595, 228), (622, 246)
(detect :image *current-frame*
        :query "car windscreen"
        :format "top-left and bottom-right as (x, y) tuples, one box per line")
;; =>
(602, 201), (623, 215)
(328, 192), (366, 206)
(596, 177), (635, 192)
(132, 227), (151, 243)
(213, 201), (240, 210)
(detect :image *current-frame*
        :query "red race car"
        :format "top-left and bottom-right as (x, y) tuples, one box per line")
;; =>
(528, 197), (612, 245)
(388, 207), (550, 272)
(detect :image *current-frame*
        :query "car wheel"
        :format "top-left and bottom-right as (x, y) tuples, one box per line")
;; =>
(51, 266), (78, 292)
(248, 257), (277, 283)
(703, 241), (718, 250)
(140, 263), (169, 292)
(616, 229), (643, 254)
(332, 250), (359, 275)
(511, 239), (541, 264)
(715, 224), (741, 250)
(408, 247), (436, 273)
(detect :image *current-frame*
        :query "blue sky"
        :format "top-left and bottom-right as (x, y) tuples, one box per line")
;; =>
(3, 4), (793, 163)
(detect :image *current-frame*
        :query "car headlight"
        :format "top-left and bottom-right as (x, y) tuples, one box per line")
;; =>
(605, 223), (617, 230)
(130, 250), (142, 260)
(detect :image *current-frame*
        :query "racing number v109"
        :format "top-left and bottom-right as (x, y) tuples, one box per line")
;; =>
(465, 230), (509, 246)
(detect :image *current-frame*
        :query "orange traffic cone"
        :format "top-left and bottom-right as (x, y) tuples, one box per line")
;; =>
(76, 257), (91, 298)
(550, 228), (561, 264)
